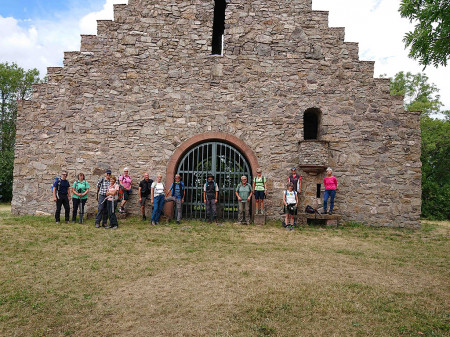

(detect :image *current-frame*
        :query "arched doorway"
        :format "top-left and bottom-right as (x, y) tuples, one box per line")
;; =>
(165, 132), (259, 221)
(177, 141), (252, 220)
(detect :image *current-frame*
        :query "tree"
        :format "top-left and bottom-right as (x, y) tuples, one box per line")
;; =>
(389, 71), (443, 115)
(399, 0), (450, 68)
(420, 116), (450, 220)
(0, 62), (41, 201)
(389, 71), (449, 220)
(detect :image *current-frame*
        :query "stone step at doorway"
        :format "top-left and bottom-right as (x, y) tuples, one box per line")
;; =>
(254, 214), (266, 225)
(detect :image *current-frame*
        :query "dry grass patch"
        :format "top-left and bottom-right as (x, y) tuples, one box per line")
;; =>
(0, 207), (448, 336)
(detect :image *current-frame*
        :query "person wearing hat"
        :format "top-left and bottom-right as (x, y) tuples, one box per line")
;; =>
(203, 173), (219, 223)
(287, 168), (301, 195)
(95, 169), (111, 228)
(165, 174), (186, 224)
(252, 168), (267, 215)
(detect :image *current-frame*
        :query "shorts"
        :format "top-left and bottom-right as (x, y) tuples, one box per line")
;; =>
(284, 203), (297, 215)
(254, 190), (265, 200)
(140, 195), (151, 206)
(123, 188), (132, 200)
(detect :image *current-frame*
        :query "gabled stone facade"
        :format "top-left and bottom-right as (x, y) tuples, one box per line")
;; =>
(12, 0), (421, 227)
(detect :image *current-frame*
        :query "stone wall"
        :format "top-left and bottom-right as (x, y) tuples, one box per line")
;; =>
(12, 0), (421, 227)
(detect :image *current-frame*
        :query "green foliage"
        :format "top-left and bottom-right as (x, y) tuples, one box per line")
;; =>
(389, 71), (449, 220)
(399, 0), (450, 68)
(420, 116), (450, 220)
(0, 151), (14, 202)
(389, 71), (442, 115)
(0, 62), (41, 201)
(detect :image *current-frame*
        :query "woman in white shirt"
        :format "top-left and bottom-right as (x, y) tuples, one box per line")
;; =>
(283, 182), (298, 231)
(151, 174), (165, 225)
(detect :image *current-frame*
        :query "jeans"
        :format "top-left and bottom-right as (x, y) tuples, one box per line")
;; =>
(324, 189), (336, 212)
(205, 198), (217, 220)
(166, 196), (182, 221)
(72, 198), (87, 222)
(107, 200), (118, 227)
(238, 202), (250, 224)
(55, 194), (70, 222)
(151, 194), (165, 223)
(95, 194), (108, 225)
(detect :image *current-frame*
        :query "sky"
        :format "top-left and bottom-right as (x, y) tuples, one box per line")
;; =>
(0, 0), (448, 111)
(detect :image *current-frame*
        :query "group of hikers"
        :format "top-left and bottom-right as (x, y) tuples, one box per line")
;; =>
(51, 167), (337, 230)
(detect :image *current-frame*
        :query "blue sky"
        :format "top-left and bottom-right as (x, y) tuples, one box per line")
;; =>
(2, 0), (102, 20)
(0, 0), (448, 110)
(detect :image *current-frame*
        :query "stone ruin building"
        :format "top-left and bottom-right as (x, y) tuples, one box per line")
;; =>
(11, 0), (422, 227)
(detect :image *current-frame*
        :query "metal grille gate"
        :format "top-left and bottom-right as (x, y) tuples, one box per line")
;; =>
(177, 141), (252, 220)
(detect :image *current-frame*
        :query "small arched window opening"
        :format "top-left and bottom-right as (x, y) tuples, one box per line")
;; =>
(212, 0), (227, 55)
(303, 108), (321, 140)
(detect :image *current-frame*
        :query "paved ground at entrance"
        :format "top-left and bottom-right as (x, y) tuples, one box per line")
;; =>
(0, 205), (448, 336)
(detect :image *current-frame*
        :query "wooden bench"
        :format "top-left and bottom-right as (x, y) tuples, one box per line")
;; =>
(297, 213), (342, 227)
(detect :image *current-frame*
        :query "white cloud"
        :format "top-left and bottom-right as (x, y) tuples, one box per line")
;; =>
(79, 0), (128, 34)
(0, 0), (127, 77)
(0, 15), (80, 76)
(312, 0), (450, 110)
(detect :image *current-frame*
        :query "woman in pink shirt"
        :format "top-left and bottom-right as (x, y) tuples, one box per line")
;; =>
(322, 167), (337, 215)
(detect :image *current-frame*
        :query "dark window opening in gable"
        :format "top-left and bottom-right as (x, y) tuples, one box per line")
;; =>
(316, 184), (321, 198)
(212, 0), (227, 55)
(304, 108), (322, 140)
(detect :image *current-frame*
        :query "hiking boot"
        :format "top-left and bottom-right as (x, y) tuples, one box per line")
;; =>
(260, 209), (264, 215)
(176, 220), (180, 224)
(321, 210), (327, 215)
(328, 211), (333, 215)
(110, 226), (118, 229)
(151, 221), (156, 226)
(95, 223), (100, 228)
(56, 221), (60, 225)
(142, 215), (147, 221)
(65, 221), (69, 224)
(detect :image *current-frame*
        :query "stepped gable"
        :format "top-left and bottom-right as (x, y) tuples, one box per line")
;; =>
(12, 0), (421, 227)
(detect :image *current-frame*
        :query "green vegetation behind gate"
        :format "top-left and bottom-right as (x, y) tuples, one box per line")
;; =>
(0, 207), (448, 337)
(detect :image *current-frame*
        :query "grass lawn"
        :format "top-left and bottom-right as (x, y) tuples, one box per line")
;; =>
(0, 205), (448, 337)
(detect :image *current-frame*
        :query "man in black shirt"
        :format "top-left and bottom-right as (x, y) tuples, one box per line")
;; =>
(139, 172), (153, 221)
(52, 170), (71, 224)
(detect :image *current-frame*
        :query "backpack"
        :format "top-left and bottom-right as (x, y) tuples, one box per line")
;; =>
(170, 181), (185, 197)
(305, 205), (319, 214)
(253, 176), (266, 188)
(51, 177), (62, 196)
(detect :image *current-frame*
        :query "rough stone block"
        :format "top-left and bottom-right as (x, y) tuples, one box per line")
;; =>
(254, 214), (266, 225)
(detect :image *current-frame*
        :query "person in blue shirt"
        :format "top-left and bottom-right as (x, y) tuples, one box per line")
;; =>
(165, 174), (186, 224)
(52, 170), (71, 224)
